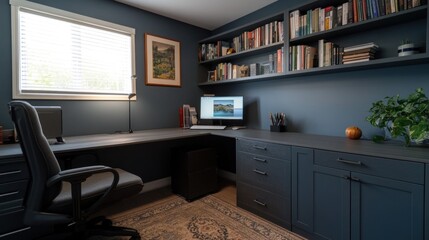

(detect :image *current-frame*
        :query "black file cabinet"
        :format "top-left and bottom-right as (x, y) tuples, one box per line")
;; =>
(171, 147), (218, 201)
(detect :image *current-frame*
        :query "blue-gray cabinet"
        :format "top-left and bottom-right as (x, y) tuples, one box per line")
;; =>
(236, 138), (292, 229)
(292, 147), (425, 240)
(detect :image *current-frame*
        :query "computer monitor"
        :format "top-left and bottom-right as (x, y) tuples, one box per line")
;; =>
(200, 96), (244, 123)
(35, 106), (64, 144)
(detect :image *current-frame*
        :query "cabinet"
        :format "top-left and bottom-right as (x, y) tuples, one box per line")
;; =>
(236, 138), (292, 229)
(198, 0), (429, 86)
(292, 147), (425, 240)
(171, 147), (218, 201)
(0, 157), (30, 239)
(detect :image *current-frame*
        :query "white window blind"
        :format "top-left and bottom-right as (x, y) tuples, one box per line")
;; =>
(11, 0), (136, 100)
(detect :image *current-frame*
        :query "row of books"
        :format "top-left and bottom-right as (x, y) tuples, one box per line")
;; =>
(199, 20), (284, 62)
(232, 20), (284, 53)
(290, 0), (426, 39)
(289, 41), (379, 71)
(208, 49), (284, 81)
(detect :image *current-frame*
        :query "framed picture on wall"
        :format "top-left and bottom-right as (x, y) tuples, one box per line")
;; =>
(144, 33), (181, 87)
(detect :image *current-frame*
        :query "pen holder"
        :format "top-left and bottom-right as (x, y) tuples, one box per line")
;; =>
(270, 125), (286, 132)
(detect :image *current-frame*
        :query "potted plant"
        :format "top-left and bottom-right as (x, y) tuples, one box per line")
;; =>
(366, 88), (429, 146)
(397, 39), (420, 57)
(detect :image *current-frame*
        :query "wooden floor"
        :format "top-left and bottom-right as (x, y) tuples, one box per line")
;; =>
(95, 178), (236, 218)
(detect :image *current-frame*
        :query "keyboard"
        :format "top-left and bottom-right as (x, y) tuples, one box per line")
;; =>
(189, 125), (226, 130)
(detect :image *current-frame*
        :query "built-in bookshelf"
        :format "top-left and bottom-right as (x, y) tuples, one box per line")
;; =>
(198, 12), (286, 85)
(198, 0), (429, 86)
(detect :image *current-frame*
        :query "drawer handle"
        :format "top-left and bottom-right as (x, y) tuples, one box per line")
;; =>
(253, 169), (267, 175)
(342, 176), (361, 182)
(0, 170), (22, 176)
(253, 157), (267, 163)
(252, 145), (267, 151)
(336, 158), (362, 165)
(0, 191), (19, 198)
(253, 199), (267, 207)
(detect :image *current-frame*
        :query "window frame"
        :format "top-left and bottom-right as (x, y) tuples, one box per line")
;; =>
(10, 0), (136, 101)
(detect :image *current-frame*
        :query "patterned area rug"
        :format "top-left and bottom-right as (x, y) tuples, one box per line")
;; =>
(111, 195), (306, 240)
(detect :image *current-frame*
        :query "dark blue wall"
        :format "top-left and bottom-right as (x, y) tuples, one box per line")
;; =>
(208, 0), (429, 139)
(1, 0), (428, 140)
(0, 0), (209, 136)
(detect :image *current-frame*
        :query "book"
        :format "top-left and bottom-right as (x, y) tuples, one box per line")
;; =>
(343, 58), (370, 64)
(344, 42), (379, 52)
(318, 39), (325, 67)
(277, 48), (283, 73)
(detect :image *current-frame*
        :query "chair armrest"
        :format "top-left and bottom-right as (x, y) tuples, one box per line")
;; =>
(47, 165), (119, 187)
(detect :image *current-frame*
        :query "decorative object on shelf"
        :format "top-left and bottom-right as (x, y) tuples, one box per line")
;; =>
(207, 71), (215, 81)
(345, 126), (362, 140)
(145, 33), (181, 87)
(398, 40), (420, 57)
(366, 88), (429, 146)
(226, 48), (236, 55)
(238, 65), (249, 78)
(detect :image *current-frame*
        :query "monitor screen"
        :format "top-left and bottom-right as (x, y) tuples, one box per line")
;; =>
(200, 96), (243, 120)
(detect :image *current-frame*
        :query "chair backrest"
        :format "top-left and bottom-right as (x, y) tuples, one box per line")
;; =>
(9, 101), (63, 224)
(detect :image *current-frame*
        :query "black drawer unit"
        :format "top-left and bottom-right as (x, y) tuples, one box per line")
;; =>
(236, 138), (292, 229)
(171, 147), (218, 201)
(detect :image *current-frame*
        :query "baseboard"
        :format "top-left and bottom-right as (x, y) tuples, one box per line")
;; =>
(142, 177), (171, 193)
(218, 170), (236, 182)
(142, 171), (236, 193)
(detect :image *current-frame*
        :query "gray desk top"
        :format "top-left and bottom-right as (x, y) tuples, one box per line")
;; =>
(1, 128), (428, 163)
(212, 129), (429, 164)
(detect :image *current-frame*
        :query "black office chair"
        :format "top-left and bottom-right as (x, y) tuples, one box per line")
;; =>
(9, 100), (143, 240)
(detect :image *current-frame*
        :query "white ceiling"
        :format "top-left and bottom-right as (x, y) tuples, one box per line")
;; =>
(114, 0), (278, 30)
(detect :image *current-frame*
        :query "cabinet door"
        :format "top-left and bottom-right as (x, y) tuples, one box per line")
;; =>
(312, 165), (350, 240)
(292, 147), (350, 240)
(292, 147), (313, 232)
(351, 173), (424, 240)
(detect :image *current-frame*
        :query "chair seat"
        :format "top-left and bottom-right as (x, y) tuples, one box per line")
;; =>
(48, 168), (143, 214)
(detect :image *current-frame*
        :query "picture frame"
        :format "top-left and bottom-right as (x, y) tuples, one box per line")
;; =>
(145, 33), (181, 87)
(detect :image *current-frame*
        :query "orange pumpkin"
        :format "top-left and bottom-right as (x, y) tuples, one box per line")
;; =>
(345, 126), (362, 140)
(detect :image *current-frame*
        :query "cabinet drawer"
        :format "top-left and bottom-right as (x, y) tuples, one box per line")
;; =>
(236, 152), (290, 197)
(236, 139), (291, 160)
(0, 180), (27, 212)
(314, 150), (424, 184)
(237, 182), (290, 229)
(0, 159), (29, 184)
(0, 209), (26, 235)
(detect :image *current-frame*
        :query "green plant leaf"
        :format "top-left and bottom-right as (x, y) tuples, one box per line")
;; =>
(372, 135), (385, 143)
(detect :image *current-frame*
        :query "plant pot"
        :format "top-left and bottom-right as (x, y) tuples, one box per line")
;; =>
(398, 43), (419, 57)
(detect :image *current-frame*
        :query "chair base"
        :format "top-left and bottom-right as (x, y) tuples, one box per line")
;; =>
(38, 215), (141, 240)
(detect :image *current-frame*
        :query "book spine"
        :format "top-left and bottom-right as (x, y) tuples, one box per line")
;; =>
(318, 39), (324, 67)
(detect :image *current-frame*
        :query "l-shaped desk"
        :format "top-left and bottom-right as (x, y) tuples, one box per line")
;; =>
(1, 128), (429, 239)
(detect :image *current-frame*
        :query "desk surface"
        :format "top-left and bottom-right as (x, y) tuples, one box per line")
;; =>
(1, 128), (428, 163)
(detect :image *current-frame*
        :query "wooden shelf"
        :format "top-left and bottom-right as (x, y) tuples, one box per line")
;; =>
(199, 42), (284, 65)
(290, 5), (427, 45)
(198, 73), (286, 86)
(198, 54), (429, 86)
(199, 12), (285, 43)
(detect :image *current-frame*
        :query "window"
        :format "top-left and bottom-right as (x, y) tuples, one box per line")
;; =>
(10, 0), (136, 100)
